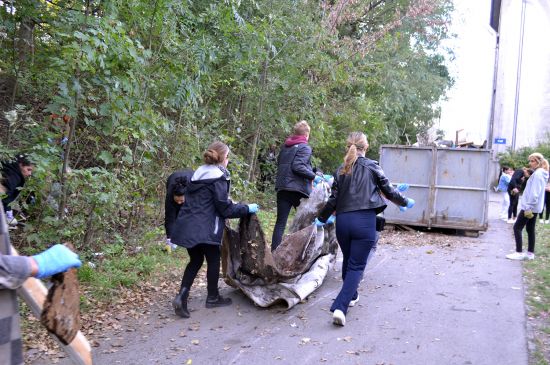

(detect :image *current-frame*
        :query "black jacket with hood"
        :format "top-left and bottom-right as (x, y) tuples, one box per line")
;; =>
(170, 165), (249, 248)
(1, 161), (25, 211)
(318, 156), (408, 221)
(275, 136), (316, 198)
(164, 169), (194, 239)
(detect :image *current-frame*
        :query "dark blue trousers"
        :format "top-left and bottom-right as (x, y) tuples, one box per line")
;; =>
(331, 209), (376, 314)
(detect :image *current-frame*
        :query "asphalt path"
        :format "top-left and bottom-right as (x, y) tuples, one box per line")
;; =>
(34, 192), (528, 365)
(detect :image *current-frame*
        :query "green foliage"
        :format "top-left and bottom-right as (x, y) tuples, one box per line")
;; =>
(497, 135), (550, 169)
(0, 0), (454, 253)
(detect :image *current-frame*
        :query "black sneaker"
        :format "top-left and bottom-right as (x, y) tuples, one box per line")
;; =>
(205, 295), (232, 308)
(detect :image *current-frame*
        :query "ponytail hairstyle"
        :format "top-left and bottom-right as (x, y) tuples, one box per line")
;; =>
(341, 132), (368, 175)
(203, 141), (229, 165)
(528, 152), (549, 171)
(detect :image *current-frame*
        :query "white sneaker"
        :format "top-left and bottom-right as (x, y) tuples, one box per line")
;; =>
(540, 219), (544, 224)
(332, 310), (346, 326)
(7, 217), (18, 226)
(545, 220), (549, 224)
(507, 219), (514, 224)
(349, 295), (360, 307)
(525, 252), (535, 260)
(506, 252), (526, 260)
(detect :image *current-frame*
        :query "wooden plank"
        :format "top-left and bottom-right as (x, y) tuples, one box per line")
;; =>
(11, 245), (93, 365)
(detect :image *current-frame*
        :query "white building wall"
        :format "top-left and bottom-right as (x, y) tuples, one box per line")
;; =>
(492, 0), (550, 155)
(439, 0), (550, 155)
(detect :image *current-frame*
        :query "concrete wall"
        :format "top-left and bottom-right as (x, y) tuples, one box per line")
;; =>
(439, 0), (550, 154)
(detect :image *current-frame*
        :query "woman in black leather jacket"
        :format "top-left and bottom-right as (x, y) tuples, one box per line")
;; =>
(317, 132), (414, 326)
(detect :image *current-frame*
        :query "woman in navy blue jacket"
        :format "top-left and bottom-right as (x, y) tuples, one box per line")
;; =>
(170, 141), (259, 318)
(317, 132), (414, 326)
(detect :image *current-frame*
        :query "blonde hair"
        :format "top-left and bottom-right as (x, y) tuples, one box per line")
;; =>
(341, 132), (369, 175)
(293, 120), (310, 136)
(529, 152), (549, 171)
(203, 141), (229, 165)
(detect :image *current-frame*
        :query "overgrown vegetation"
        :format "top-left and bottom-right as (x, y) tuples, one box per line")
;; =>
(497, 133), (550, 170)
(525, 223), (550, 365)
(1, 0), (453, 280)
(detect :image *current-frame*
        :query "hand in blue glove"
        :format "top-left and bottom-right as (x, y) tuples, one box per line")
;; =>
(323, 174), (333, 182)
(396, 183), (409, 192)
(399, 198), (415, 212)
(314, 218), (325, 227)
(313, 176), (323, 187)
(32, 244), (82, 279)
(326, 215), (336, 225)
(248, 203), (260, 214)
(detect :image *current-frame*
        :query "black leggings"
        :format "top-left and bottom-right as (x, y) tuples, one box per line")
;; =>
(538, 191), (550, 220)
(179, 244), (221, 297)
(513, 210), (537, 253)
(271, 190), (304, 251)
(508, 192), (519, 219)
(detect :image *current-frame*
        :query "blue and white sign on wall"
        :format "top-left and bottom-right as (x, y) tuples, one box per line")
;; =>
(494, 138), (506, 145)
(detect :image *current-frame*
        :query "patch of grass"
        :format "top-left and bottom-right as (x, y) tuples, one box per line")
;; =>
(77, 238), (188, 302)
(524, 221), (550, 364)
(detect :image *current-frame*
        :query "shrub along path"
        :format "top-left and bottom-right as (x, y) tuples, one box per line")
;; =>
(28, 194), (541, 365)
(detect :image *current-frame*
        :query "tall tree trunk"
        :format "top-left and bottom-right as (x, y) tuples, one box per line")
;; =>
(17, 18), (35, 65)
(247, 58), (269, 182)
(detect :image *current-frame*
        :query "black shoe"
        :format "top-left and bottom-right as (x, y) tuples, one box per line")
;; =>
(172, 288), (190, 318)
(205, 295), (232, 308)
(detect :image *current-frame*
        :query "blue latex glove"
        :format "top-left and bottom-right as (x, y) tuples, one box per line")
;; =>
(314, 218), (325, 227)
(32, 244), (82, 279)
(396, 183), (409, 192)
(248, 204), (260, 214)
(399, 198), (415, 212)
(323, 174), (333, 182)
(326, 215), (336, 225)
(313, 176), (323, 186)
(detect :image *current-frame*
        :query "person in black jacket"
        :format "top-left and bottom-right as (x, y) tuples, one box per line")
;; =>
(164, 169), (194, 251)
(271, 120), (317, 251)
(317, 132), (414, 326)
(1, 154), (34, 226)
(170, 141), (259, 318)
(507, 167), (529, 223)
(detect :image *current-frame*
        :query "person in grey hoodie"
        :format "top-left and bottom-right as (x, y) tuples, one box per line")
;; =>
(506, 153), (550, 260)
(170, 141), (259, 318)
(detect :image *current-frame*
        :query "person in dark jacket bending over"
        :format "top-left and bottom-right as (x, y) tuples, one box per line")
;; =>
(170, 141), (259, 318)
(1, 155), (34, 226)
(271, 120), (318, 251)
(317, 132), (415, 326)
(164, 169), (194, 251)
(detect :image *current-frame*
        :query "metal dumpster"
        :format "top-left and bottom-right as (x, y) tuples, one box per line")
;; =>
(379, 145), (490, 232)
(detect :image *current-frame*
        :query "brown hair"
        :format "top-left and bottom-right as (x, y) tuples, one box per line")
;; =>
(293, 120), (310, 136)
(528, 152), (549, 171)
(203, 141), (229, 165)
(341, 132), (368, 175)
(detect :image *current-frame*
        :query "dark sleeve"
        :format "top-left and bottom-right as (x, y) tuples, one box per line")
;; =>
(212, 180), (249, 219)
(318, 171), (340, 222)
(369, 164), (408, 207)
(508, 170), (522, 191)
(1, 173), (22, 211)
(291, 145), (316, 180)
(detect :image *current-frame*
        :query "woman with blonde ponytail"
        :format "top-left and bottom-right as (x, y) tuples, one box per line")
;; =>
(317, 132), (415, 326)
(506, 152), (549, 260)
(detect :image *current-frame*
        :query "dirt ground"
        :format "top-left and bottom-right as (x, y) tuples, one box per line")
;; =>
(26, 194), (535, 365)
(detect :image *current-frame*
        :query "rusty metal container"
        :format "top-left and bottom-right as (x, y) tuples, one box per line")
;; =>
(379, 145), (490, 232)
